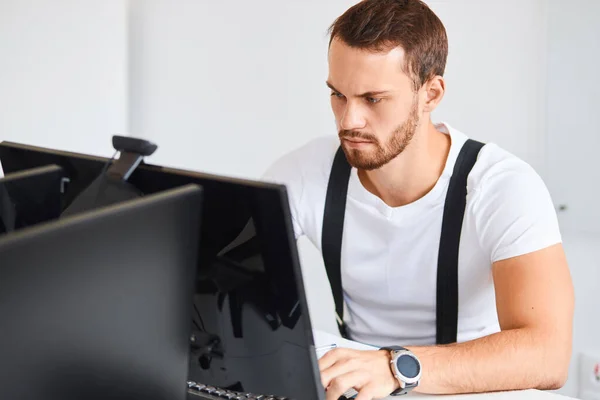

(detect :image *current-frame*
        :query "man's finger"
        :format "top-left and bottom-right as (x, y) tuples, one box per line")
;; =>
(353, 383), (378, 400)
(318, 347), (353, 371)
(320, 358), (361, 389)
(325, 370), (368, 400)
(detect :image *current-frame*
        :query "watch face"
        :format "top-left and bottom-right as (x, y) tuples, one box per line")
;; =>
(396, 354), (420, 379)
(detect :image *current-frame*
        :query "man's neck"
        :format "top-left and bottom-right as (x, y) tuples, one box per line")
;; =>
(357, 122), (451, 208)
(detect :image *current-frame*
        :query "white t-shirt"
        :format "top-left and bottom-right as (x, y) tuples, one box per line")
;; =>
(262, 122), (562, 347)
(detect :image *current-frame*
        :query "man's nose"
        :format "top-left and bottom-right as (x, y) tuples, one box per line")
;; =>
(340, 102), (367, 131)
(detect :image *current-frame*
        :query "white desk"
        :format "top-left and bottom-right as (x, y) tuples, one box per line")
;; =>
(412, 389), (573, 399)
(312, 330), (577, 400)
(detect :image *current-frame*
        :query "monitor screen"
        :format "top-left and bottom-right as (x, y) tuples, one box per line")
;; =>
(0, 184), (202, 400)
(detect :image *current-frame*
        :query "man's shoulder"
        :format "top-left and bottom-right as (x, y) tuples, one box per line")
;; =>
(262, 135), (340, 186)
(463, 138), (560, 263)
(441, 123), (544, 195)
(469, 140), (545, 196)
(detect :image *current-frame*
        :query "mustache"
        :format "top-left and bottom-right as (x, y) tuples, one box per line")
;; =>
(338, 130), (377, 142)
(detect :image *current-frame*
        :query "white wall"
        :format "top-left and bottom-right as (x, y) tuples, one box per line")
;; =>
(129, 0), (356, 179)
(545, 0), (600, 236)
(544, 1), (600, 397)
(0, 0), (128, 160)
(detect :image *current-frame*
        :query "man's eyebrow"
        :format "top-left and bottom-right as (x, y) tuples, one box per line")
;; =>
(326, 81), (391, 97)
(326, 81), (340, 93)
(357, 90), (391, 98)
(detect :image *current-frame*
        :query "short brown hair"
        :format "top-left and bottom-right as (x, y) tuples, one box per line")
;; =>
(328, 0), (448, 91)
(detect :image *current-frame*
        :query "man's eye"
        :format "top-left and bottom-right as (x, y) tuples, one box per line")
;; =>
(331, 92), (344, 98)
(366, 97), (381, 104)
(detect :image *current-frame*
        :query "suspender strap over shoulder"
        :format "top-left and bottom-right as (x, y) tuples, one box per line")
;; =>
(322, 139), (485, 343)
(436, 138), (485, 344)
(322, 147), (352, 338)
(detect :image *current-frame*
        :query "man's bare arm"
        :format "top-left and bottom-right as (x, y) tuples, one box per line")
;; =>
(407, 243), (574, 394)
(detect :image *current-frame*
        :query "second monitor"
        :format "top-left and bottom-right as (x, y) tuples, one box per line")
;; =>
(0, 164), (64, 234)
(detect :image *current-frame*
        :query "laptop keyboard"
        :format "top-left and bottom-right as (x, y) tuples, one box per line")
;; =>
(186, 380), (357, 400)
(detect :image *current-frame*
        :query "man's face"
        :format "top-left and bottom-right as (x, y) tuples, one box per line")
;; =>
(327, 38), (421, 170)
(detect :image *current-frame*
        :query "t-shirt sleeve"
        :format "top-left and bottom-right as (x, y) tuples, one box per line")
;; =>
(261, 152), (305, 240)
(470, 153), (562, 263)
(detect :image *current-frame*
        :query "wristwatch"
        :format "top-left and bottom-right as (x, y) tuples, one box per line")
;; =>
(380, 346), (421, 396)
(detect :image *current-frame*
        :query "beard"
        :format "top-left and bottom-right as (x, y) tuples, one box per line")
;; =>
(339, 99), (420, 171)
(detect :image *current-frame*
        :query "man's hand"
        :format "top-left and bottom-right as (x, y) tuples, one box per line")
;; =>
(318, 348), (399, 400)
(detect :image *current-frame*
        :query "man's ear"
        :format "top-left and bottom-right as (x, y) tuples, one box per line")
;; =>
(422, 76), (445, 113)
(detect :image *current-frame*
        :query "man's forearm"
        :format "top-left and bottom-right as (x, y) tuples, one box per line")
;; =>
(406, 328), (571, 394)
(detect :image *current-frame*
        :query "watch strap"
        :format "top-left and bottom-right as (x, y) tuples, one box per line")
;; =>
(380, 345), (408, 352)
(392, 381), (418, 396)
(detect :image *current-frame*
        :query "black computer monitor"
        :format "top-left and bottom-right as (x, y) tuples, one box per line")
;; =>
(0, 140), (326, 399)
(0, 184), (202, 400)
(0, 164), (64, 234)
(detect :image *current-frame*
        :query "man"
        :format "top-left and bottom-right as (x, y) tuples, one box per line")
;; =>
(263, 0), (574, 399)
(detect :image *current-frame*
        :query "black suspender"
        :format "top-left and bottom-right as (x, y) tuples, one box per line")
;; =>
(321, 139), (485, 344)
(322, 147), (353, 338)
(436, 139), (485, 344)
